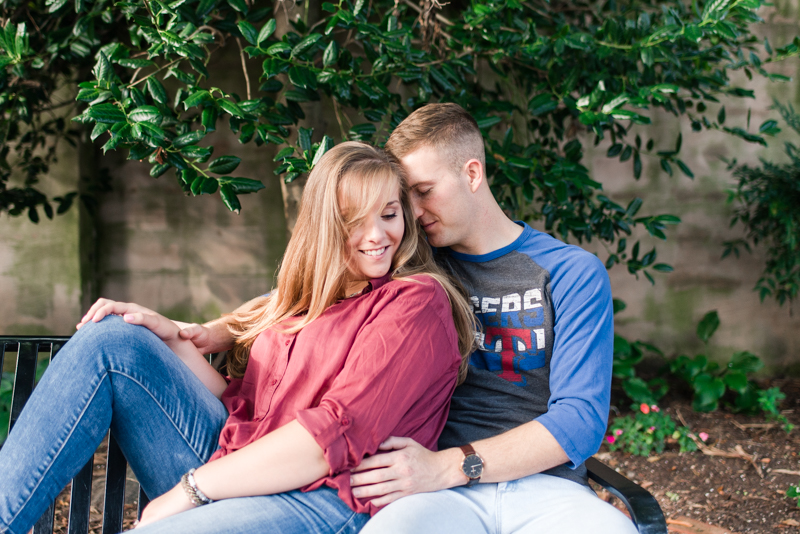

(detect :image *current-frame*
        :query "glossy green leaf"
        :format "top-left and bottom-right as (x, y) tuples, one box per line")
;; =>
(217, 176), (265, 194)
(173, 130), (205, 148)
(257, 19), (277, 45)
(207, 155), (241, 175)
(291, 34), (322, 58)
(146, 78), (168, 105)
(312, 135), (335, 166)
(87, 103), (126, 123)
(696, 310), (720, 343)
(237, 21), (258, 45)
(128, 105), (161, 123)
(220, 183), (242, 213)
(116, 58), (156, 68)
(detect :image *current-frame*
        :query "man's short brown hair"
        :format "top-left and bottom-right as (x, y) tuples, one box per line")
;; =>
(385, 103), (485, 176)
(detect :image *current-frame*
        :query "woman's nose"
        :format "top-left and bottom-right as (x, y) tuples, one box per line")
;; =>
(363, 219), (384, 242)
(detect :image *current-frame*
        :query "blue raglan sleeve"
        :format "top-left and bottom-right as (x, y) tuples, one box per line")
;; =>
(535, 250), (613, 468)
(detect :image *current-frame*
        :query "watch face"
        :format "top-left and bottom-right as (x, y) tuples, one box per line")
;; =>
(462, 454), (483, 478)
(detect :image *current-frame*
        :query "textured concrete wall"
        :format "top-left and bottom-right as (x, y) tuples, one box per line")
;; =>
(91, 45), (288, 320)
(0, 138), (82, 337)
(0, 4), (798, 373)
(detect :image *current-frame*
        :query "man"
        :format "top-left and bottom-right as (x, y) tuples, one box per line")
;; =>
(349, 103), (636, 533)
(180, 103), (636, 533)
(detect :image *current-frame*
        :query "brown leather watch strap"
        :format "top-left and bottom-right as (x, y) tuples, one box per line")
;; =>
(459, 443), (477, 457)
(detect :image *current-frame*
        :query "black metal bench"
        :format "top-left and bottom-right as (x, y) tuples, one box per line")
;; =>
(1, 336), (667, 534)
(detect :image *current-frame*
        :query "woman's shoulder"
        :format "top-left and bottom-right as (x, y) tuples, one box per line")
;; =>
(376, 273), (449, 307)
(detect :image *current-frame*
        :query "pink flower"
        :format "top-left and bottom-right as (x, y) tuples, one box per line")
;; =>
(614, 429), (624, 436)
(699, 432), (709, 442)
(640, 403), (650, 414)
(606, 435), (616, 444)
(651, 405), (660, 412)
(649, 426), (656, 431)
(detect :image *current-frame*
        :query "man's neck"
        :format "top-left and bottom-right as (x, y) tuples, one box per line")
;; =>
(450, 204), (524, 256)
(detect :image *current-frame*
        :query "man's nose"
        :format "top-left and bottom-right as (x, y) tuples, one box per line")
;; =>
(411, 197), (424, 220)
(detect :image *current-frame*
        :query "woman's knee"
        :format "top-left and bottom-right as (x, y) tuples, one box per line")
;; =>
(63, 315), (163, 370)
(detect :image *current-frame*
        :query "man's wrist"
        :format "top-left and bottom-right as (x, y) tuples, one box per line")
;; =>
(441, 447), (472, 488)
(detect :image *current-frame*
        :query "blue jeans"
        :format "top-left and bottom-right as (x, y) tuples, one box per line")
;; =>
(0, 316), (368, 534)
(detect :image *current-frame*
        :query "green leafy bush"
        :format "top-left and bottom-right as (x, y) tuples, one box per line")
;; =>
(724, 100), (800, 307)
(2, 0), (798, 282)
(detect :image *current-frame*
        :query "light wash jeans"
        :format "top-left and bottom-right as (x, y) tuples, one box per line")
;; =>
(360, 472), (639, 534)
(0, 316), (368, 534)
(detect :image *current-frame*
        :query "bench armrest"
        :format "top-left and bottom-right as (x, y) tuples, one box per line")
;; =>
(585, 457), (667, 534)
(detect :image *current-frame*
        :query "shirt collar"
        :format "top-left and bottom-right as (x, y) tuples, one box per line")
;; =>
(367, 272), (394, 292)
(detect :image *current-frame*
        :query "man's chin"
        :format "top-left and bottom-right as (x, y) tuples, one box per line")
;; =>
(423, 232), (452, 249)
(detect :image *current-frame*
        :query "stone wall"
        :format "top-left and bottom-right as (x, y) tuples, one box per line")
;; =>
(1, 4), (798, 374)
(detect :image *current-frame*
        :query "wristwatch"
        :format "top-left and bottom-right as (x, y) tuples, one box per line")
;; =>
(459, 443), (484, 487)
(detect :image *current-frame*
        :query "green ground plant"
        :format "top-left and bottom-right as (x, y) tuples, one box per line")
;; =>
(609, 308), (790, 455)
(606, 402), (697, 456)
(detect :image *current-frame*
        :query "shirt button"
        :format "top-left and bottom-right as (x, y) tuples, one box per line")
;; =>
(284, 340), (290, 346)
(341, 417), (350, 426)
(270, 379), (278, 386)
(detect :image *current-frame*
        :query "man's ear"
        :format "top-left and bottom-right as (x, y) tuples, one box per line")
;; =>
(464, 159), (484, 193)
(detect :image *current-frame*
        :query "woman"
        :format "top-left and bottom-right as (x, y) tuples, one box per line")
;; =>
(0, 142), (475, 534)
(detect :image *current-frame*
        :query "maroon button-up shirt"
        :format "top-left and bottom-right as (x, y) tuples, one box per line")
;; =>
(208, 274), (462, 515)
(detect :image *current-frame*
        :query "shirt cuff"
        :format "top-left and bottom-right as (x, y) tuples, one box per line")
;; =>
(536, 411), (589, 469)
(295, 404), (353, 475)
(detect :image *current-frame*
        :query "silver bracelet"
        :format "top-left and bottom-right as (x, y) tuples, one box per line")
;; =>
(181, 468), (214, 506)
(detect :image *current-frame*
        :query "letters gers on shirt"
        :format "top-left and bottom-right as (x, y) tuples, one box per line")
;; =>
(470, 288), (547, 386)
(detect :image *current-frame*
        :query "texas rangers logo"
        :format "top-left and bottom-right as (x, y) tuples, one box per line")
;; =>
(470, 289), (547, 386)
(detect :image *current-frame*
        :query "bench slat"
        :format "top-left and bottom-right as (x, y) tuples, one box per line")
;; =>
(101, 434), (128, 534)
(33, 503), (55, 534)
(68, 459), (94, 534)
(9, 341), (38, 431)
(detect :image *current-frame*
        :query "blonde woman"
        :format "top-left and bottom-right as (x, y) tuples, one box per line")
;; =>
(0, 142), (475, 534)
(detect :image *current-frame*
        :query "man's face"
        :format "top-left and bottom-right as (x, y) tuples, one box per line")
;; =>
(400, 145), (473, 251)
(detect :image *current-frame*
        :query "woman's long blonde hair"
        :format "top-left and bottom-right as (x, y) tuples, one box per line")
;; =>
(225, 141), (476, 382)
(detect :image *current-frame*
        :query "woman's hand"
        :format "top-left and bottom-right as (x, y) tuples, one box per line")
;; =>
(77, 299), (180, 345)
(135, 483), (195, 529)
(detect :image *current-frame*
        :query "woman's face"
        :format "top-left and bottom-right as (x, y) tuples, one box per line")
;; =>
(346, 189), (405, 282)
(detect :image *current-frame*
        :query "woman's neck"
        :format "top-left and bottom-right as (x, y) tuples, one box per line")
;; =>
(344, 280), (369, 298)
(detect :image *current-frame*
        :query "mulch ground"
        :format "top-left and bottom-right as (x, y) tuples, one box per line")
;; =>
(47, 379), (800, 534)
(594, 377), (800, 533)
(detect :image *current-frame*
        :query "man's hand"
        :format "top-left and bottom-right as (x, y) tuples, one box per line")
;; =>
(350, 437), (465, 507)
(135, 482), (194, 528)
(177, 322), (219, 354)
(177, 315), (241, 354)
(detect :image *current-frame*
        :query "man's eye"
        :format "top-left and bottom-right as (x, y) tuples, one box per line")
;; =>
(417, 189), (432, 197)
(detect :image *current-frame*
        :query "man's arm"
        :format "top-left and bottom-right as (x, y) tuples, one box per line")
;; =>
(352, 251), (613, 506)
(350, 420), (566, 507)
(177, 296), (265, 354)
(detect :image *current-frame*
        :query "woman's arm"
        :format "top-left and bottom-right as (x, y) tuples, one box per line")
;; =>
(137, 420), (328, 527)
(77, 299), (228, 398)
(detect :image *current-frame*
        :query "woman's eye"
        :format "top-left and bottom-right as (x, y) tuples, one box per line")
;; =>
(382, 213), (398, 220)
